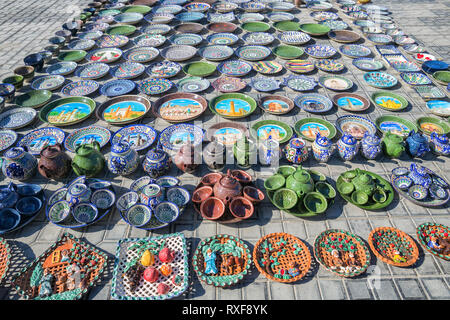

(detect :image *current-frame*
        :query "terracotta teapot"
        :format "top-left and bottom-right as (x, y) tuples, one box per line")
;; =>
(213, 169), (242, 204)
(173, 142), (198, 173)
(38, 143), (72, 180)
(71, 141), (105, 178)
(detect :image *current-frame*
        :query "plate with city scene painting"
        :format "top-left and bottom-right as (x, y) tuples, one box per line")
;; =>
(110, 124), (157, 151)
(152, 93), (208, 123)
(206, 122), (249, 146)
(332, 93), (370, 112)
(39, 97), (96, 127)
(251, 120), (293, 144)
(294, 118), (336, 142)
(96, 95), (152, 125)
(64, 125), (112, 153)
(258, 95), (294, 115)
(17, 127), (66, 155)
(209, 93), (257, 119)
(375, 115), (418, 138)
(336, 115), (377, 140)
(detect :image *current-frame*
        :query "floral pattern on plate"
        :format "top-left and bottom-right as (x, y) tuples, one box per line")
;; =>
(111, 62), (146, 79)
(146, 61), (182, 78)
(61, 80), (100, 96)
(77, 63), (110, 79)
(363, 71), (398, 88)
(284, 75), (317, 91)
(339, 44), (371, 58)
(304, 44), (337, 59)
(137, 78), (174, 95)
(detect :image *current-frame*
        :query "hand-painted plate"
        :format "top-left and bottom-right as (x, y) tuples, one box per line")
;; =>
(206, 122), (248, 146)
(97, 95), (152, 124)
(251, 120), (293, 144)
(111, 61), (146, 79)
(277, 31), (311, 45)
(86, 48), (123, 63)
(207, 12), (235, 23)
(242, 32), (275, 46)
(212, 77), (247, 93)
(352, 58), (384, 71)
(315, 59), (345, 72)
(328, 30), (361, 43)
(253, 61), (283, 75)
(133, 34), (166, 48)
(363, 71), (398, 88)
(111, 124), (156, 151)
(339, 44), (371, 58)
(184, 2), (211, 12)
(14, 90), (52, 109)
(0, 108), (37, 130)
(284, 60), (315, 73)
(159, 123), (204, 153)
(105, 25), (137, 36)
(209, 93), (257, 119)
(95, 34), (129, 48)
(152, 92), (207, 122)
(249, 77), (281, 92)
(39, 97), (96, 126)
(141, 24), (171, 35)
(177, 11), (205, 22)
(18, 127), (65, 155)
(84, 22), (110, 32)
(31, 75), (65, 91)
(100, 79), (136, 97)
(400, 72), (433, 86)
(367, 34), (393, 45)
(239, 12), (265, 23)
(137, 78), (174, 95)
(336, 115), (377, 139)
(169, 33), (203, 46)
(152, 4), (183, 14)
(425, 100), (450, 117)
(64, 125), (111, 153)
(304, 44), (337, 59)
(67, 39), (96, 51)
(235, 45), (271, 61)
(268, 2), (295, 11)
(332, 93), (370, 112)
(294, 93), (333, 114)
(371, 92), (408, 111)
(319, 75), (354, 91)
(311, 11), (339, 21)
(416, 117), (450, 136)
(375, 115), (418, 138)
(61, 80), (100, 96)
(294, 117), (336, 141)
(198, 45), (234, 61)
(415, 86), (446, 101)
(113, 12), (144, 24)
(206, 33), (239, 45)
(146, 61), (182, 78)
(384, 55), (420, 73)
(160, 45), (197, 62)
(259, 95), (294, 115)
(267, 12), (295, 22)
(78, 31), (103, 40)
(46, 61), (78, 76)
(144, 12), (175, 24)
(284, 75), (317, 91)
(320, 20), (348, 31)
(218, 60), (253, 77)
(417, 223), (450, 260)
(177, 76), (210, 93)
(76, 62), (111, 79)
(0, 130), (17, 152)
(123, 46), (159, 63)
(412, 53), (437, 64)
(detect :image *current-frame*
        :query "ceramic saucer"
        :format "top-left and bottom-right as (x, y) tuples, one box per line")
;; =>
(371, 92), (408, 112)
(137, 78), (174, 95)
(416, 86), (446, 101)
(177, 77), (210, 93)
(141, 24), (171, 35)
(0, 108), (37, 130)
(320, 20), (348, 31)
(218, 60), (253, 77)
(283, 75), (317, 91)
(67, 39), (96, 51)
(31, 75), (65, 91)
(144, 12), (175, 24)
(77, 62), (111, 79)
(375, 115), (417, 138)
(111, 124), (156, 151)
(146, 61), (182, 78)
(100, 79), (136, 97)
(206, 122), (248, 146)
(251, 120), (293, 144)
(212, 77), (247, 93)
(18, 127), (65, 155)
(294, 94), (333, 114)
(61, 80), (100, 96)
(64, 125), (111, 153)
(258, 95), (294, 115)
(111, 61), (146, 79)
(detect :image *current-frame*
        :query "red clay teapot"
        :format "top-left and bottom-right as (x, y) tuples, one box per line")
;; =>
(213, 169), (242, 204)
(38, 143), (72, 180)
(173, 142), (198, 173)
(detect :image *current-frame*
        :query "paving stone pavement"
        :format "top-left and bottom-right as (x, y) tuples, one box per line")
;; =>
(0, 0), (449, 300)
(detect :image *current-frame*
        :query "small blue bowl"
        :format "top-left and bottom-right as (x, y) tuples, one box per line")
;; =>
(23, 53), (44, 72)
(15, 196), (42, 216)
(393, 176), (413, 190)
(154, 201), (179, 224)
(0, 208), (21, 233)
(17, 184), (42, 197)
(166, 186), (190, 208)
(72, 203), (98, 224)
(116, 191), (139, 212)
(48, 200), (71, 224)
(126, 203), (152, 227)
(0, 83), (16, 102)
(408, 185), (428, 201)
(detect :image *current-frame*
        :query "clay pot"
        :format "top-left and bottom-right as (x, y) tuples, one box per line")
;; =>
(231, 170), (252, 184)
(173, 143), (198, 173)
(38, 143), (72, 180)
(213, 169), (242, 204)
(201, 172), (222, 186)
(192, 186), (213, 204)
(230, 197), (254, 220)
(200, 197), (225, 220)
(243, 186), (265, 204)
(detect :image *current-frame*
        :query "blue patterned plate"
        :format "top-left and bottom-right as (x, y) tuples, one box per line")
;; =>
(133, 34), (166, 47)
(336, 115), (377, 140)
(426, 100), (450, 117)
(176, 11), (205, 22)
(367, 34), (393, 45)
(353, 20), (375, 28)
(113, 12), (144, 24)
(0, 108), (37, 130)
(64, 125), (111, 153)
(207, 12), (234, 23)
(137, 78), (174, 95)
(352, 58), (384, 71)
(375, 44), (401, 55)
(46, 61), (78, 76)
(400, 72), (432, 86)
(100, 79), (136, 97)
(67, 39), (96, 51)
(159, 123), (204, 153)
(95, 34), (129, 48)
(339, 44), (371, 58)
(146, 61), (182, 78)
(84, 22), (110, 32)
(152, 4), (183, 14)
(198, 45), (234, 61)
(141, 24), (172, 35)
(111, 124), (157, 151)
(320, 20), (348, 31)
(294, 93), (333, 114)
(243, 32), (275, 45)
(315, 59), (345, 72)
(277, 31), (311, 45)
(177, 77), (210, 93)
(123, 46), (159, 63)
(18, 127), (65, 155)
(0, 129), (17, 152)
(218, 60), (253, 77)
(169, 33), (203, 46)
(111, 61), (146, 79)
(364, 71), (398, 88)
(206, 33), (239, 45)
(267, 12), (295, 22)
(235, 45), (271, 61)
(77, 62), (110, 79)
(249, 77), (281, 92)
(284, 75), (317, 91)
(31, 75), (65, 91)
(310, 11), (339, 21)
(61, 80), (100, 96)
(304, 44), (337, 59)
(144, 12), (175, 24)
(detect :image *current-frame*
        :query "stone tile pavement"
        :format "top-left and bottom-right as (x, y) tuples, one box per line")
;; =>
(0, 0), (449, 300)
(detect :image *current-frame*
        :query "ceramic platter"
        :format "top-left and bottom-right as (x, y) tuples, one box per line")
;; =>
(332, 93), (371, 112)
(137, 78), (174, 95)
(206, 122), (248, 146)
(96, 35), (129, 48)
(0, 129), (18, 152)
(0, 108), (37, 130)
(159, 123), (204, 154)
(294, 117), (336, 141)
(319, 75), (353, 91)
(371, 92), (408, 112)
(249, 77), (281, 92)
(315, 59), (345, 72)
(169, 33), (203, 46)
(294, 93), (333, 114)
(336, 115), (377, 140)
(64, 125), (111, 153)
(235, 45), (271, 61)
(123, 46), (159, 63)
(328, 30), (361, 43)
(363, 71), (398, 88)
(253, 61), (283, 75)
(339, 44), (372, 58)
(416, 117), (450, 136)
(258, 95), (294, 115)
(14, 90), (52, 109)
(18, 127), (65, 155)
(96, 95), (152, 125)
(46, 61), (78, 76)
(426, 100), (450, 117)
(207, 33), (239, 45)
(251, 120), (293, 144)
(111, 62), (146, 79)
(198, 45), (234, 61)
(375, 115), (418, 138)
(100, 79), (136, 97)
(352, 58), (384, 71)
(160, 45), (197, 62)
(212, 76), (247, 93)
(209, 93), (257, 119)
(284, 75), (317, 91)
(242, 32), (275, 46)
(86, 48), (123, 63)
(218, 60), (253, 77)
(31, 75), (65, 91)
(284, 60), (315, 73)
(133, 34), (166, 48)
(320, 20), (348, 31)
(277, 31), (311, 45)
(111, 124), (157, 151)
(61, 80), (100, 96)
(177, 76), (210, 93)
(146, 61), (182, 78)
(304, 44), (337, 59)
(400, 72), (433, 86)
(152, 92), (208, 123)
(39, 97), (96, 127)
(77, 62), (111, 80)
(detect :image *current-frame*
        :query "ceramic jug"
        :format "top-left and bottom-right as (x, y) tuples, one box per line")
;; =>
(2, 146), (37, 181)
(284, 137), (309, 164)
(142, 141), (171, 178)
(408, 163), (432, 188)
(233, 136), (256, 169)
(71, 141), (105, 178)
(361, 131), (382, 160)
(337, 133), (359, 161)
(312, 132), (334, 163)
(285, 166), (314, 199)
(260, 137), (280, 166)
(173, 142), (198, 173)
(405, 130), (430, 158)
(38, 143), (72, 180)
(430, 132), (450, 156)
(107, 141), (139, 176)
(382, 132), (405, 158)
(203, 141), (226, 172)
(213, 169), (242, 204)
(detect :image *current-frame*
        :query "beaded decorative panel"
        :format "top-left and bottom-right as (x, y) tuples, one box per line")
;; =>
(0, 238), (10, 283)
(417, 223), (450, 261)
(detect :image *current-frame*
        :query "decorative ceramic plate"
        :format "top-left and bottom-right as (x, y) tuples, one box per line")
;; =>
(251, 120), (293, 144)
(86, 48), (123, 63)
(416, 116), (450, 136)
(364, 71), (398, 88)
(14, 90), (52, 108)
(400, 72), (432, 85)
(294, 93), (333, 114)
(152, 92), (207, 123)
(144, 11), (175, 23)
(253, 61), (283, 75)
(339, 44), (371, 58)
(242, 32), (275, 46)
(212, 76), (247, 93)
(137, 78), (174, 95)
(336, 115), (377, 139)
(207, 33), (239, 46)
(239, 12), (265, 23)
(97, 95), (152, 125)
(249, 77), (281, 92)
(268, 2), (295, 11)
(100, 79), (136, 97)
(214, 2), (238, 13)
(384, 55), (420, 72)
(417, 223), (450, 260)
(403, 43), (426, 54)
(240, 1), (265, 12)
(235, 45), (271, 61)
(267, 12), (294, 22)
(308, 1), (333, 11)
(332, 93), (370, 112)
(432, 71), (450, 85)
(77, 63), (110, 80)
(394, 35), (416, 46)
(18, 127), (65, 155)
(362, 26), (384, 34)
(299, 23), (331, 36)
(329, 30), (361, 43)
(284, 75), (317, 91)
(209, 93), (256, 119)
(0, 108), (37, 130)
(258, 95), (294, 115)
(146, 61), (182, 78)
(114, 12), (144, 24)
(96, 35), (129, 48)
(160, 45), (197, 62)
(57, 50), (87, 63)
(177, 11), (205, 22)
(123, 46), (159, 63)
(78, 30), (103, 40)
(111, 124), (156, 151)
(353, 19), (374, 28)
(198, 45), (234, 61)
(304, 44), (337, 59)
(319, 75), (354, 91)
(206, 22), (238, 33)
(84, 22), (109, 32)
(0, 129), (17, 152)
(177, 76), (210, 93)
(277, 31), (311, 45)
(294, 117), (336, 141)
(105, 25), (137, 36)
(315, 59), (345, 72)
(64, 125), (111, 153)
(284, 60), (315, 74)
(320, 20), (348, 31)
(141, 23), (171, 35)
(39, 97), (96, 127)
(375, 44), (401, 55)
(111, 62), (146, 79)
(206, 122), (248, 146)
(412, 53), (437, 64)
(367, 34), (393, 45)
(207, 12), (235, 23)
(311, 11), (339, 21)
(273, 21), (300, 32)
(159, 123), (204, 153)
(31, 75), (65, 91)
(47, 61), (78, 76)
(352, 58), (384, 71)
(218, 60), (253, 77)
(61, 80), (100, 96)
(67, 39), (96, 51)
(169, 33), (203, 46)
(425, 100), (450, 117)
(133, 34), (166, 48)
(375, 115), (417, 137)
(371, 92), (408, 111)
(272, 45), (304, 60)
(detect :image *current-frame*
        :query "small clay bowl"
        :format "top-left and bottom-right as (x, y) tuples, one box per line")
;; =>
(193, 186), (213, 204)
(277, 165), (296, 177)
(264, 174), (286, 191)
(14, 66), (35, 82)
(201, 172), (222, 186)
(303, 192), (328, 214)
(338, 181), (354, 195)
(351, 190), (369, 205)
(273, 188), (298, 210)
(231, 170), (252, 184)
(315, 182), (336, 200)
(243, 186), (265, 204)
(15, 196), (42, 216)
(200, 196), (225, 220)
(2, 75), (24, 89)
(230, 196), (254, 220)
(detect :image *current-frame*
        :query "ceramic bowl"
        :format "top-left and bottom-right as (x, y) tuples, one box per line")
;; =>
(156, 176), (180, 188)
(126, 203), (152, 227)
(429, 184), (447, 200)
(231, 170), (252, 184)
(315, 182), (336, 200)
(264, 174), (286, 191)
(372, 188), (387, 203)
(199, 197), (225, 220)
(48, 200), (71, 224)
(116, 191), (139, 212)
(17, 184), (42, 196)
(23, 53), (44, 71)
(351, 190), (369, 205)
(130, 176), (154, 193)
(2, 75), (24, 89)
(393, 176), (413, 190)
(201, 173), (222, 186)
(391, 167), (409, 176)
(230, 196), (254, 220)
(154, 201), (180, 223)
(90, 189), (115, 210)
(193, 186), (213, 204)
(88, 180), (112, 190)
(303, 192), (328, 214)
(277, 165), (297, 177)
(273, 188), (298, 210)
(14, 66), (35, 82)
(243, 186), (265, 204)
(72, 203), (98, 224)
(15, 196), (42, 216)
(0, 208), (21, 233)
(338, 182), (355, 195)
(166, 186), (190, 208)
(408, 185), (428, 201)
(0, 83), (15, 102)
(49, 36), (66, 47)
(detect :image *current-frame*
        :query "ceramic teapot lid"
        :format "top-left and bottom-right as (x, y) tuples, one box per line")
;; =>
(362, 131), (380, 145)
(340, 133), (357, 145)
(146, 141), (168, 162)
(5, 147), (27, 160)
(289, 137), (305, 149)
(111, 140), (131, 154)
(315, 132), (331, 147)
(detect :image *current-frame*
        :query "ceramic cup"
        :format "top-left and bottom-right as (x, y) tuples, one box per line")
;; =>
(13, 66), (35, 83)
(24, 53), (44, 72)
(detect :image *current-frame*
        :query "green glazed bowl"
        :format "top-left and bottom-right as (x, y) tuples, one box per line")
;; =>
(182, 61), (217, 77)
(299, 23), (331, 35)
(2, 75), (24, 89)
(58, 50), (87, 62)
(14, 66), (35, 81)
(372, 188), (387, 203)
(277, 165), (297, 177)
(272, 45), (304, 59)
(106, 25), (137, 36)
(337, 181), (354, 195)
(303, 192), (328, 214)
(264, 174), (286, 191)
(309, 169), (327, 183)
(273, 21), (300, 32)
(273, 188), (298, 210)
(15, 90), (52, 108)
(241, 21), (271, 32)
(315, 182), (336, 199)
(432, 70), (450, 85)
(351, 191), (369, 205)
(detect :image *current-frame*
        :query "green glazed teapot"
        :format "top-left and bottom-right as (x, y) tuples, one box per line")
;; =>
(72, 141), (105, 178)
(351, 168), (375, 196)
(382, 132), (405, 159)
(285, 165), (314, 198)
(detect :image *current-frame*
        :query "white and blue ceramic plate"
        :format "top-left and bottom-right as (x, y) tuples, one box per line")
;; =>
(310, 11), (339, 21)
(352, 58), (384, 71)
(152, 4), (183, 14)
(46, 61), (78, 76)
(177, 77), (210, 93)
(77, 62), (111, 80)
(207, 12), (234, 23)
(123, 46), (159, 63)
(18, 127), (65, 155)
(318, 75), (354, 91)
(294, 93), (333, 113)
(267, 12), (295, 22)
(67, 39), (96, 51)
(235, 45), (271, 61)
(144, 12), (175, 24)
(284, 75), (317, 91)
(31, 75), (65, 91)
(95, 34), (129, 48)
(304, 44), (337, 59)
(146, 61), (182, 78)
(249, 77), (281, 92)
(426, 100), (450, 117)
(169, 33), (203, 46)
(159, 123), (204, 153)
(137, 78), (174, 95)
(0, 108), (37, 130)
(100, 79), (136, 97)
(218, 59), (253, 77)
(176, 11), (205, 22)
(64, 125), (111, 153)
(400, 72), (433, 86)
(0, 129), (18, 152)
(61, 80), (100, 96)
(242, 32), (275, 45)
(198, 45), (234, 61)
(206, 33), (239, 45)
(277, 31), (311, 45)
(110, 61), (146, 79)
(133, 34), (166, 47)
(339, 44), (372, 58)
(140, 23), (172, 35)
(320, 20), (348, 31)
(111, 124), (157, 151)
(336, 115), (377, 140)
(239, 12), (265, 23)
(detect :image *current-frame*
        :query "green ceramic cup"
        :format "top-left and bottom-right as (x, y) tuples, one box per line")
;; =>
(351, 191), (369, 205)
(273, 188), (298, 210)
(303, 192), (328, 214)
(372, 188), (387, 203)
(343, 170), (357, 182)
(264, 174), (286, 191)
(315, 182), (337, 200)
(277, 165), (297, 178)
(338, 182), (354, 195)
(2, 75), (24, 89)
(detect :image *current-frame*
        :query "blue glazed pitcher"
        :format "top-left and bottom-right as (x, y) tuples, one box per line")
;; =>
(337, 133), (359, 161)
(405, 130), (430, 158)
(361, 131), (382, 160)
(312, 132), (334, 163)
